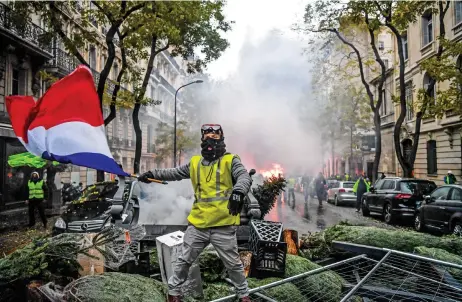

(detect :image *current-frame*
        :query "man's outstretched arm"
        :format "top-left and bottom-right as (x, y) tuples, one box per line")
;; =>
(231, 157), (252, 194)
(141, 163), (191, 182)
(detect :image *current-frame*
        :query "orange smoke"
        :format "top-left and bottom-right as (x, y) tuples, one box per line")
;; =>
(259, 163), (284, 178)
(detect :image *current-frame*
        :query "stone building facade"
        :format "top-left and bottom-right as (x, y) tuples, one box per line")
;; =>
(391, 1), (462, 185)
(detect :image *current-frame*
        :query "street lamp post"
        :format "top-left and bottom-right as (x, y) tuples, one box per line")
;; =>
(173, 80), (203, 166)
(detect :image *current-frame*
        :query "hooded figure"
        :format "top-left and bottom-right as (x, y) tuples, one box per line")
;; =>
(26, 171), (48, 228)
(444, 171), (457, 184)
(138, 124), (252, 302)
(314, 172), (326, 206)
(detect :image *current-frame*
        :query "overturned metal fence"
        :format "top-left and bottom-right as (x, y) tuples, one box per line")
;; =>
(210, 246), (462, 302)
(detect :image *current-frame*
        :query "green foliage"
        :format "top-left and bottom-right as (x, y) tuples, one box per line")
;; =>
(285, 254), (344, 302)
(64, 272), (167, 302)
(414, 246), (462, 282)
(247, 277), (305, 301)
(324, 224), (462, 254)
(252, 174), (287, 219)
(154, 121), (197, 164)
(198, 245), (225, 282)
(0, 228), (122, 284)
(418, 38), (462, 118)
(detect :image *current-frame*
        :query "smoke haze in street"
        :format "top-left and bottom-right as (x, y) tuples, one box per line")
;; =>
(191, 32), (322, 175)
(138, 181), (193, 225)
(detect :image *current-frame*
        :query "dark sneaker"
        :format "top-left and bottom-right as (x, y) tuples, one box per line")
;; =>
(167, 295), (182, 302)
(240, 296), (251, 302)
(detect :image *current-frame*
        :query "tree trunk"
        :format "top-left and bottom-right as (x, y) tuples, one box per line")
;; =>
(350, 126), (353, 175)
(133, 102), (142, 174)
(331, 132), (335, 176)
(132, 35), (164, 173)
(386, 2), (449, 179)
(372, 111), (381, 183)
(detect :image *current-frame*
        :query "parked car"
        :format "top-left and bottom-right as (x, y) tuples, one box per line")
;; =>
(414, 185), (462, 236)
(361, 177), (437, 224)
(327, 181), (356, 206)
(53, 178), (141, 235)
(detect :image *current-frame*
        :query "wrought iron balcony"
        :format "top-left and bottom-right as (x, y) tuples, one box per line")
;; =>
(49, 48), (130, 96)
(0, 3), (53, 55)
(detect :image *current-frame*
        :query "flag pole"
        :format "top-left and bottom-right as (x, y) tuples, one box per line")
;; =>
(130, 174), (168, 185)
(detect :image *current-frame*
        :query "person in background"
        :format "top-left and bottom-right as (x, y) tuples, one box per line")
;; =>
(444, 171), (457, 184)
(314, 172), (327, 206)
(344, 173), (350, 181)
(365, 177), (371, 187)
(138, 124), (251, 302)
(380, 172), (386, 180)
(301, 173), (311, 203)
(353, 174), (370, 213)
(287, 176), (296, 207)
(26, 171), (48, 228)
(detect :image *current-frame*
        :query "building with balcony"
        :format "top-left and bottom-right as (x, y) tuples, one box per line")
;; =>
(0, 1), (191, 211)
(391, 1), (462, 184)
(0, 1), (55, 210)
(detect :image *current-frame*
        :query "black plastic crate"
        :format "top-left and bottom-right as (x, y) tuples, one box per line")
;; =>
(250, 240), (287, 278)
(249, 220), (283, 255)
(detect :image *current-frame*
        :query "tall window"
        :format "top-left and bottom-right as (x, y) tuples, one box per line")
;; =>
(456, 1), (462, 25)
(100, 55), (106, 71)
(147, 124), (154, 153)
(123, 117), (128, 140)
(427, 140), (437, 175)
(378, 41), (384, 50)
(381, 89), (387, 115)
(422, 11), (433, 46)
(112, 63), (119, 80)
(12, 68), (19, 95)
(405, 82), (414, 120)
(11, 68), (26, 95)
(423, 73), (436, 101)
(89, 46), (96, 69)
(402, 32), (409, 60)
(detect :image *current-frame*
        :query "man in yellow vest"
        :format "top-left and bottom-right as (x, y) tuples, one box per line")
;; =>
(287, 176), (296, 207)
(139, 124), (252, 302)
(26, 171), (48, 228)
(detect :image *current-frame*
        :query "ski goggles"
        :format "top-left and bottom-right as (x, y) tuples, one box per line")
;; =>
(201, 124), (223, 135)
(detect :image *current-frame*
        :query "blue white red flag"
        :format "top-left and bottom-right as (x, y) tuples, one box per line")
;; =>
(6, 65), (129, 176)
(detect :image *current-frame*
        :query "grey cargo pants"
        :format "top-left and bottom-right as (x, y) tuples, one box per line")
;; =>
(168, 225), (249, 298)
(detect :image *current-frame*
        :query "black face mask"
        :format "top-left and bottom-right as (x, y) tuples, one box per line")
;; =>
(201, 138), (226, 161)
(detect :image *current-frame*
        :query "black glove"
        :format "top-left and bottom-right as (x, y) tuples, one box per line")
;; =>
(138, 171), (154, 183)
(228, 191), (245, 216)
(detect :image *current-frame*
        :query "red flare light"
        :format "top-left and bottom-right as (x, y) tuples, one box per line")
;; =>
(260, 163), (284, 178)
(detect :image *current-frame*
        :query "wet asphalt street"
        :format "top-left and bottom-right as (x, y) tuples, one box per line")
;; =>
(265, 191), (395, 234)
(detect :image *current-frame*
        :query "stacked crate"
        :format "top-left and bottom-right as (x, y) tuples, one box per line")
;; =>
(248, 220), (287, 278)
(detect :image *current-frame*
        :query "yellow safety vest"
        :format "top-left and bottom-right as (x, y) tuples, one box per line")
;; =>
(28, 180), (44, 199)
(288, 178), (296, 188)
(188, 154), (240, 228)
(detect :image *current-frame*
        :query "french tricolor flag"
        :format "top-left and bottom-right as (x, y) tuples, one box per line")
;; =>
(6, 65), (129, 176)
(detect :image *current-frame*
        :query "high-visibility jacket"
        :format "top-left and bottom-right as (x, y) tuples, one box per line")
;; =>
(287, 178), (296, 188)
(28, 180), (45, 199)
(345, 174), (350, 181)
(188, 154), (239, 228)
(444, 175), (456, 184)
(353, 178), (370, 194)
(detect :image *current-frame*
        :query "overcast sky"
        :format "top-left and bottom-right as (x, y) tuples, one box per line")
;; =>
(205, 0), (307, 80)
